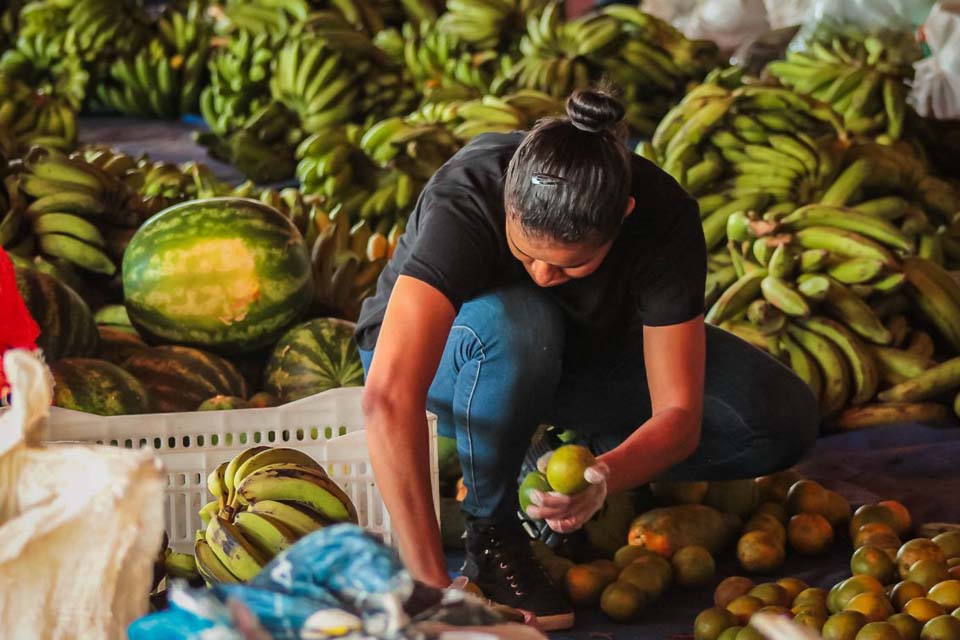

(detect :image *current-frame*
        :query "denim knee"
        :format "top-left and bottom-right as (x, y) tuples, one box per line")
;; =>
(454, 285), (566, 376)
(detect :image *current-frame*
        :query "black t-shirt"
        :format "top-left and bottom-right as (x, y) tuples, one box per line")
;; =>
(355, 132), (707, 357)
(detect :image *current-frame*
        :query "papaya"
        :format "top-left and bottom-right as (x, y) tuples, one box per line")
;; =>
(628, 504), (741, 557)
(705, 479), (761, 519)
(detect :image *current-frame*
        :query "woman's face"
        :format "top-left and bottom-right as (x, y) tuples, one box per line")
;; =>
(505, 198), (635, 288)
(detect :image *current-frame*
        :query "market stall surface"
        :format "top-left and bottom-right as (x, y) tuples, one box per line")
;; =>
(86, 116), (960, 639)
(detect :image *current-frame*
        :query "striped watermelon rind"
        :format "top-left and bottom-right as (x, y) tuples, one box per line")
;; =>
(50, 358), (151, 416)
(97, 326), (148, 366)
(123, 345), (249, 413)
(122, 197), (313, 355)
(15, 267), (99, 361)
(263, 318), (364, 403)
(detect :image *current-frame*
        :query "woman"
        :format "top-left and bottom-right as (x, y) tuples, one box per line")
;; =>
(357, 87), (819, 630)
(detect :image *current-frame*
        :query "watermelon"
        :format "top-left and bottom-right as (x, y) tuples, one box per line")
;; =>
(263, 318), (364, 402)
(123, 345), (249, 413)
(122, 197), (313, 354)
(197, 395), (252, 411)
(50, 358), (151, 416)
(15, 267), (99, 361)
(98, 326), (148, 365)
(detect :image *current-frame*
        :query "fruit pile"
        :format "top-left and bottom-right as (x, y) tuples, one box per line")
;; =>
(152, 445), (359, 586)
(693, 503), (960, 640)
(644, 76), (960, 426)
(521, 459), (960, 636)
(766, 24), (919, 142)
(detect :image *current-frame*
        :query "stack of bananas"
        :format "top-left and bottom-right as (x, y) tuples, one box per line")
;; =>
(375, 20), (502, 100)
(211, 0), (310, 36)
(498, 3), (619, 99)
(269, 31), (363, 134)
(596, 5), (720, 136)
(0, 73), (77, 152)
(60, 0), (151, 64)
(800, 140), (960, 270)
(17, 148), (147, 276)
(644, 83), (848, 251)
(766, 26), (918, 141)
(214, 0), (390, 39)
(308, 211), (401, 320)
(197, 100), (302, 183)
(77, 145), (200, 218)
(200, 30), (279, 137)
(96, 2), (211, 119)
(295, 124), (377, 213)
(270, 22), (402, 135)
(708, 198), (960, 431)
(0, 33), (88, 110)
(437, 0), (549, 52)
(296, 89), (558, 228)
(195, 446), (358, 584)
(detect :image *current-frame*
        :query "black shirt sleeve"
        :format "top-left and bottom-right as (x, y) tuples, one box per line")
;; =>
(398, 178), (501, 311)
(631, 195), (707, 327)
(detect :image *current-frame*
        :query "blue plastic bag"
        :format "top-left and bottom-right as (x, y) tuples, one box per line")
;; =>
(129, 524), (414, 640)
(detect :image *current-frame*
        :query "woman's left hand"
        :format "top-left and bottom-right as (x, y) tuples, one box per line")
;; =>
(524, 454), (609, 534)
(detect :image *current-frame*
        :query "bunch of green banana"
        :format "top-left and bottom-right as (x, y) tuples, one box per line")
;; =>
(96, 4), (211, 119)
(378, 20), (498, 98)
(0, 74), (78, 152)
(308, 208), (402, 320)
(811, 141), (960, 270)
(0, 32), (88, 110)
(437, 0), (549, 52)
(497, 3), (619, 100)
(269, 33), (368, 135)
(212, 0), (309, 36)
(296, 124), (376, 209)
(14, 0), (69, 50)
(707, 198), (960, 429)
(196, 99), (301, 183)
(195, 446), (358, 584)
(644, 83), (849, 252)
(18, 147), (147, 274)
(766, 28), (917, 141)
(62, 0), (151, 64)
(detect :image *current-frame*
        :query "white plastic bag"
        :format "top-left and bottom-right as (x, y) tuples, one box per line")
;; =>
(644, 0), (771, 54)
(910, 1), (960, 119)
(763, 0), (815, 30)
(0, 350), (166, 640)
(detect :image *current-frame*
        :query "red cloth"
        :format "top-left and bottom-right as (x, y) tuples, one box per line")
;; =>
(0, 248), (40, 395)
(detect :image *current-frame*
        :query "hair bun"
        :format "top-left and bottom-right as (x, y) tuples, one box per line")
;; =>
(565, 87), (625, 134)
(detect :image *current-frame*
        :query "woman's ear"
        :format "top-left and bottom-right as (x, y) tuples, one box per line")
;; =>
(624, 197), (636, 219)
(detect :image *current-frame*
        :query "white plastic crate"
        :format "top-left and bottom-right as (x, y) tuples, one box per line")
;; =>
(43, 387), (439, 554)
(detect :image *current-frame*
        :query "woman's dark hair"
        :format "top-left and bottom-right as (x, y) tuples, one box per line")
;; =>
(504, 85), (632, 245)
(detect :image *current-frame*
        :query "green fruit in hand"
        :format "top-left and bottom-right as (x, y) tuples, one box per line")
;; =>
(546, 445), (596, 495)
(519, 471), (552, 514)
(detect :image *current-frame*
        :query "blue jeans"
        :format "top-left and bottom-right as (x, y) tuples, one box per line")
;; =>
(359, 284), (819, 520)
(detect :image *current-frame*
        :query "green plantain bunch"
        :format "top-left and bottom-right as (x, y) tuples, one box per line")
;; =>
(766, 24), (919, 141)
(95, 2), (212, 119)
